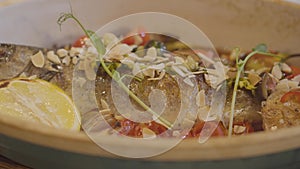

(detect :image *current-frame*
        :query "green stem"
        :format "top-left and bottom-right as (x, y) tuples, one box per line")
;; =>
(228, 51), (280, 137)
(63, 13), (172, 128)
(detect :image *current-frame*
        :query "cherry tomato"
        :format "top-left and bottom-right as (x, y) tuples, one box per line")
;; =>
(72, 36), (87, 47)
(122, 27), (150, 46)
(287, 66), (300, 79)
(280, 88), (300, 103)
(119, 119), (142, 137)
(188, 121), (226, 137)
(147, 121), (168, 135)
(118, 119), (168, 137)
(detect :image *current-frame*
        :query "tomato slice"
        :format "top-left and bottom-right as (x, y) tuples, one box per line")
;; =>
(188, 121), (226, 137)
(72, 36), (87, 47)
(119, 119), (142, 137)
(280, 88), (300, 103)
(122, 27), (150, 46)
(287, 66), (300, 79)
(118, 119), (168, 137)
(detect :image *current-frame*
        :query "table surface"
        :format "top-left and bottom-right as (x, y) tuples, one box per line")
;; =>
(0, 155), (31, 169)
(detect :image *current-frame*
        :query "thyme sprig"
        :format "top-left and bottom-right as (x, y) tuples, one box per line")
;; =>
(228, 44), (281, 137)
(57, 12), (172, 128)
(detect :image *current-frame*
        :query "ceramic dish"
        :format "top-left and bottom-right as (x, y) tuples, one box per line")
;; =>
(0, 0), (300, 169)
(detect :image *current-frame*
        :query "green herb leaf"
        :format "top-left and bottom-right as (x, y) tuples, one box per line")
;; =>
(253, 43), (268, 53)
(86, 30), (106, 55)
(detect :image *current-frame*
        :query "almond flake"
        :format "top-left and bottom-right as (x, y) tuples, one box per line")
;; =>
(271, 64), (282, 79)
(30, 51), (45, 68)
(47, 51), (61, 64)
(142, 128), (156, 139)
(56, 49), (68, 58)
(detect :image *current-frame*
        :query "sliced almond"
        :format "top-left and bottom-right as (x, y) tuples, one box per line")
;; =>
(248, 71), (262, 86)
(196, 90), (206, 107)
(70, 47), (82, 57)
(47, 51), (61, 64)
(292, 74), (300, 83)
(56, 49), (68, 58)
(72, 57), (79, 65)
(142, 128), (156, 139)
(30, 50), (45, 68)
(233, 125), (246, 134)
(100, 99), (110, 109)
(271, 64), (282, 79)
(172, 65), (186, 77)
(143, 69), (155, 78)
(62, 55), (71, 66)
(84, 54), (96, 81)
(183, 77), (194, 87)
(280, 63), (292, 73)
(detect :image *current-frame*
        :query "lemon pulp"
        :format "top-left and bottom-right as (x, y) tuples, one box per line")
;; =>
(0, 78), (81, 131)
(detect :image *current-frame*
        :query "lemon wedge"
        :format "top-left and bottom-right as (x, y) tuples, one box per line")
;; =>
(0, 78), (81, 131)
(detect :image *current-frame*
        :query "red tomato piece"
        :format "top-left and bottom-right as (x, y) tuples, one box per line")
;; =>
(119, 119), (142, 137)
(72, 36), (87, 47)
(147, 121), (168, 135)
(280, 88), (300, 103)
(287, 66), (300, 79)
(122, 27), (150, 46)
(188, 121), (226, 137)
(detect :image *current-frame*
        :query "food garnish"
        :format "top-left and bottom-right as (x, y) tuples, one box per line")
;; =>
(0, 78), (81, 130)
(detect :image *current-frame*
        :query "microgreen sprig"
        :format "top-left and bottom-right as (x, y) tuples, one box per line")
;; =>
(57, 12), (172, 128)
(228, 44), (281, 137)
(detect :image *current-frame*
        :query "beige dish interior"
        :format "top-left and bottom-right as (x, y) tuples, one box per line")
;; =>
(0, 0), (300, 161)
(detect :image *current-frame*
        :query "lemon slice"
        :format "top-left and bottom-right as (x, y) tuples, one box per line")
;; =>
(0, 78), (81, 131)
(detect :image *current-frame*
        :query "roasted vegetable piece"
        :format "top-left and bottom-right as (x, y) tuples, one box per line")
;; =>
(245, 53), (281, 72)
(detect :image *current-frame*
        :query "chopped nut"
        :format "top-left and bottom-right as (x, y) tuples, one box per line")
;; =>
(47, 51), (61, 64)
(100, 99), (109, 109)
(70, 47), (83, 57)
(270, 126), (278, 131)
(196, 90), (206, 107)
(271, 64), (282, 79)
(280, 63), (292, 73)
(233, 125), (246, 134)
(84, 54), (96, 81)
(72, 57), (79, 65)
(247, 71), (262, 86)
(172, 65), (186, 77)
(146, 47), (157, 58)
(292, 74), (300, 83)
(142, 128), (156, 139)
(78, 61), (85, 70)
(148, 70), (166, 81)
(279, 119), (284, 124)
(30, 50), (45, 68)
(56, 49), (68, 58)
(174, 56), (185, 65)
(62, 55), (71, 66)
(107, 44), (132, 61)
(143, 69), (155, 78)
(183, 77), (194, 87)
(103, 33), (119, 49)
(197, 106), (210, 121)
(99, 108), (111, 115)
